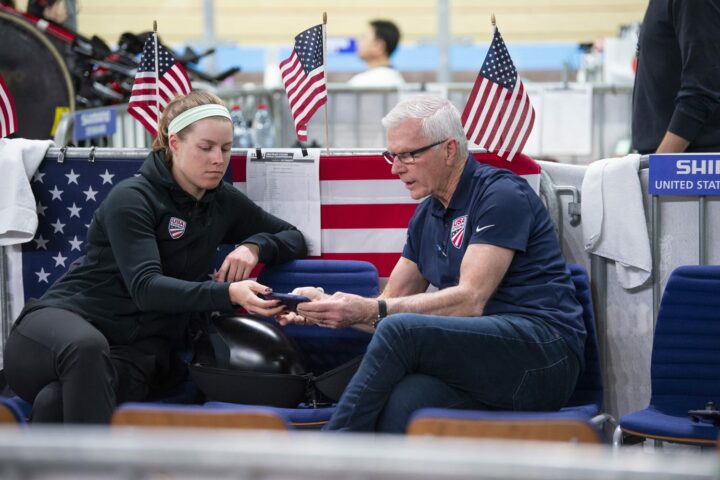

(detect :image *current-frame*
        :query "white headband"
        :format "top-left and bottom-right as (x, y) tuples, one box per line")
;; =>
(167, 104), (232, 134)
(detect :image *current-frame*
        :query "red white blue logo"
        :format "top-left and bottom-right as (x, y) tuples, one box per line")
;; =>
(450, 215), (468, 249)
(168, 217), (187, 239)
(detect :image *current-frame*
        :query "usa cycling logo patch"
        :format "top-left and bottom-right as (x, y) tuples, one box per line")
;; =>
(168, 217), (187, 239)
(450, 215), (468, 249)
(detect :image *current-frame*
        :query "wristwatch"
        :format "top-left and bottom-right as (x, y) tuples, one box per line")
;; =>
(374, 299), (387, 329)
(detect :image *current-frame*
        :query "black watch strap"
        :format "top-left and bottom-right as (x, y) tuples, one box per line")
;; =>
(374, 299), (387, 328)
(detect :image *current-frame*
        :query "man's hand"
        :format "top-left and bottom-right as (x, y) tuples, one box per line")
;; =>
(275, 286), (328, 326)
(295, 292), (376, 329)
(215, 244), (260, 282)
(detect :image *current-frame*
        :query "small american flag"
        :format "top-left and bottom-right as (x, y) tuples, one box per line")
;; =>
(0, 73), (18, 139)
(279, 24), (327, 142)
(128, 34), (191, 137)
(461, 26), (535, 162)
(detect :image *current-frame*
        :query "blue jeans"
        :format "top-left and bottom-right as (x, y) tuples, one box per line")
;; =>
(324, 313), (580, 433)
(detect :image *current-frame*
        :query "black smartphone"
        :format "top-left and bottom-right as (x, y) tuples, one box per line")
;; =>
(259, 292), (311, 312)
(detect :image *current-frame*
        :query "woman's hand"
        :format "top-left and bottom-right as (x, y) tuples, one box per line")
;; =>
(228, 280), (284, 317)
(215, 244), (260, 282)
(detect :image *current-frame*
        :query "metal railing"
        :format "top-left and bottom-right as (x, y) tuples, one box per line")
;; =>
(54, 83), (633, 164)
(0, 427), (716, 479)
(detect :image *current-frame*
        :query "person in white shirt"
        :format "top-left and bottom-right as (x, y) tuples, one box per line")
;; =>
(349, 19), (405, 87)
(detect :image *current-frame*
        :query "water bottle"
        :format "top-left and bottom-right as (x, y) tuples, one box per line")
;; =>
(230, 104), (252, 149)
(252, 103), (276, 148)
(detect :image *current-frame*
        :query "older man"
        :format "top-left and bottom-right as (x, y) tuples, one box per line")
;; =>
(282, 95), (585, 433)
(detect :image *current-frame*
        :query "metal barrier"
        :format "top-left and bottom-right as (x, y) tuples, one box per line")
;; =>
(54, 83), (632, 164)
(540, 157), (720, 424)
(0, 428), (716, 478)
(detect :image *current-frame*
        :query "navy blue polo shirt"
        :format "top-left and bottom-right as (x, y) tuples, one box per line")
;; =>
(402, 157), (585, 363)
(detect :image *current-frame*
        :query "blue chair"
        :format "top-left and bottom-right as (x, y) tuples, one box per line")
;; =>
(0, 396), (33, 426)
(613, 265), (720, 447)
(407, 263), (606, 440)
(203, 401), (332, 430)
(257, 259), (379, 372)
(562, 263), (603, 417)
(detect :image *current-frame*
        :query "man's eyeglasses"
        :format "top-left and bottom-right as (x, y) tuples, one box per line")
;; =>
(382, 138), (448, 165)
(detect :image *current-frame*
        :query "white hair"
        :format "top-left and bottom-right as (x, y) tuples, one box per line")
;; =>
(381, 94), (468, 160)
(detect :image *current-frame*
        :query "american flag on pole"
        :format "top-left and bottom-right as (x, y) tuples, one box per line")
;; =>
(0, 73), (18, 139)
(461, 26), (535, 162)
(279, 24), (327, 142)
(128, 34), (191, 137)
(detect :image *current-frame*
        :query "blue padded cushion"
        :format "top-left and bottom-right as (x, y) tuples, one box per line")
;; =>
(620, 406), (719, 442)
(410, 407), (599, 423)
(204, 400), (335, 428)
(560, 403), (601, 418)
(258, 259), (380, 297)
(650, 265), (720, 415)
(0, 396), (32, 424)
(565, 263), (603, 412)
(257, 260), (379, 372)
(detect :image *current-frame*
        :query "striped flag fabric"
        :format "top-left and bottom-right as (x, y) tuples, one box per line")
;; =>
(233, 151), (541, 280)
(0, 73), (18, 139)
(19, 150), (539, 303)
(279, 24), (328, 142)
(461, 26), (535, 162)
(128, 34), (192, 137)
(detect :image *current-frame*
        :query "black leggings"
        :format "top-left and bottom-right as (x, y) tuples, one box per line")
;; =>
(3, 307), (159, 424)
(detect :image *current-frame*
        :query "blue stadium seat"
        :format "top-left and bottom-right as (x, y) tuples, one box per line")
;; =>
(203, 401), (332, 430)
(407, 263), (605, 440)
(257, 259), (379, 372)
(614, 265), (720, 447)
(0, 396), (33, 425)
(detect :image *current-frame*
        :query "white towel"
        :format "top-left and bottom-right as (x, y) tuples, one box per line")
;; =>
(0, 138), (54, 246)
(581, 154), (652, 289)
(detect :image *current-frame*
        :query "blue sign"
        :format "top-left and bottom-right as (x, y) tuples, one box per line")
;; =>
(648, 154), (720, 195)
(73, 108), (117, 141)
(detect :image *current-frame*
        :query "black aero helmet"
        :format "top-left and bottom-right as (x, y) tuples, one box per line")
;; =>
(189, 315), (310, 407)
(202, 315), (307, 374)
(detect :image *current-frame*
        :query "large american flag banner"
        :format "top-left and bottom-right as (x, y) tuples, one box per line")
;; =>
(0, 73), (18, 139)
(20, 150), (539, 301)
(232, 151), (541, 279)
(128, 34), (192, 137)
(21, 154), (232, 301)
(462, 26), (535, 162)
(279, 24), (327, 142)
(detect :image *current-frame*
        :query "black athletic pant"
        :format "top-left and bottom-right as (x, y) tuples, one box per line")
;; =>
(2, 307), (161, 424)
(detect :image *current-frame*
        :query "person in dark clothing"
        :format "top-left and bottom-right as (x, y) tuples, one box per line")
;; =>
(632, 0), (720, 154)
(2, 90), (307, 424)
